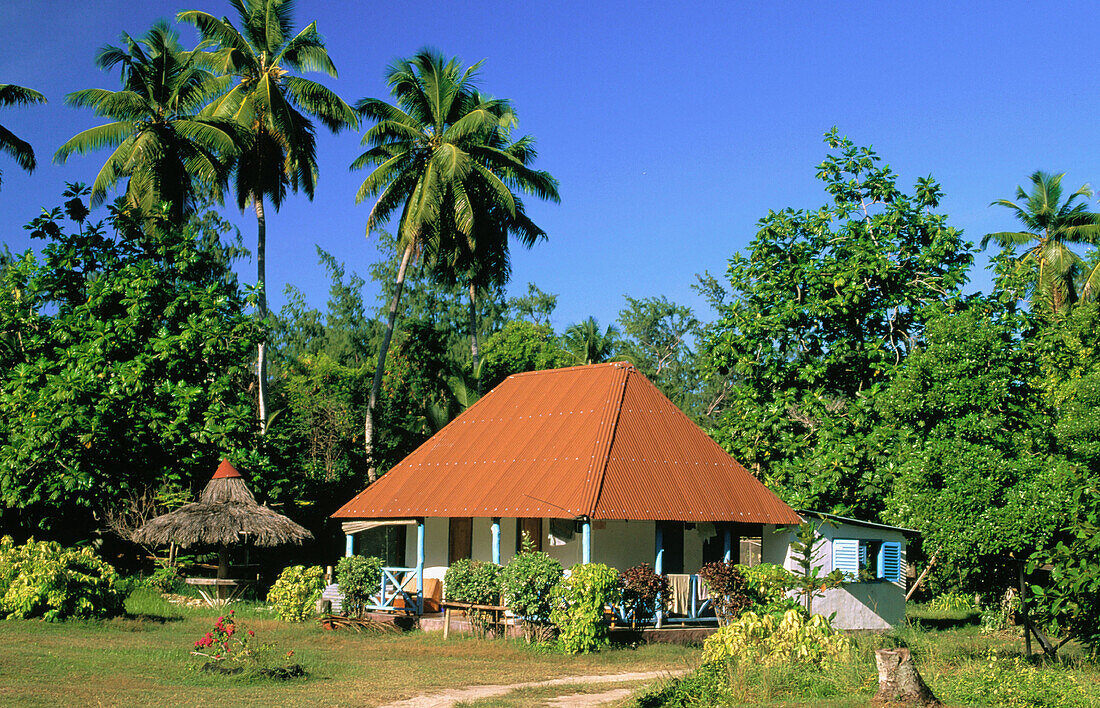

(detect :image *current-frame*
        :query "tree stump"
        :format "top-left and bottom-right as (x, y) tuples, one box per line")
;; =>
(872, 648), (940, 706)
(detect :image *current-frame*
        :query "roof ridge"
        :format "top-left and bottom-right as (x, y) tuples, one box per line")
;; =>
(577, 365), (630, 516)
(506, 361), (634, 380)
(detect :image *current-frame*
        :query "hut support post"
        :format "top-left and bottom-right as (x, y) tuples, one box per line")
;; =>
(655, 524), (665, 628)
(491, 518), (501, 565)
(581, 520), (592, 564)
(723, 525), (732, 562)
(416, 518), (425, 615)
(217, 545), (229, 601)
(345, 534), (354, 557)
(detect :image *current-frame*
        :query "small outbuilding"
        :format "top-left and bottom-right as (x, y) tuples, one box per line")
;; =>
(766, 511), (916, 630)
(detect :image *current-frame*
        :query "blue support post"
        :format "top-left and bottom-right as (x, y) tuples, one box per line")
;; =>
(491, 518), (501, 565)
(416, 519), (425, 615)
(723, 526), (732, 563)
(345, 533), (354, 557)
(581, 520), (592, 564)
(655, 524), (665, 627)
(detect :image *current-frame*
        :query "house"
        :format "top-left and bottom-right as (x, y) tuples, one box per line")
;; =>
(332, 362), (910, 630)
(767, 511), (916, 630)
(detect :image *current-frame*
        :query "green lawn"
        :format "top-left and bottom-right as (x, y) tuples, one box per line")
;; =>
(1, 593), (1097, 707)
(0, 589), (696, 707)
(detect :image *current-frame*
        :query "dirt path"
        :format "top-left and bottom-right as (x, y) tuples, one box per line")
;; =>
(544, 686), (637, 707)
(377, 669), (687, 708)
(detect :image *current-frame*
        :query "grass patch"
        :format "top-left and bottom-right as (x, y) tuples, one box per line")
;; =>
(0, 593), (696, 707)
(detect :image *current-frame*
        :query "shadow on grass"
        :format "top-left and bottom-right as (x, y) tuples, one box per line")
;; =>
(907, 611), (981, 630)
(121, 612), (183, 624)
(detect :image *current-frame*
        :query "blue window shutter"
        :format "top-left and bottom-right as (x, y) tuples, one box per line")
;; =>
(833, 539), (860, 581)
(879, 542), (902, 582)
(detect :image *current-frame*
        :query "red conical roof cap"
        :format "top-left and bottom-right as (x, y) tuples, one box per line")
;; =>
(211, 458), (243, 480)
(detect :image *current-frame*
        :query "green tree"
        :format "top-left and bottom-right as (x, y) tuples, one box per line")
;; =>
(352, 49), (558, 476)
(480, 320), (570, 389)
(880, 304), (1067, 593)
(508, 282), (557, 326)
(54, 22), (237, 222)
(617, 295), (701, 414)
(702, 130), (971, 518)
(0, 188), (259, 537)
(982, 171), (1100, 315)
(0, 84), (46, 188)
(179, 0), (358, 432)
(562, 316), (622, 365)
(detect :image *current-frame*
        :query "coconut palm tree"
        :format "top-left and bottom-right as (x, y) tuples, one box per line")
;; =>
(54, 22), (236, 221)
(982, 171), (1100, 314)
(178, 0), (358, 431)
(353, 49), (558, 475)
(563, 317), (623, 365)
(0, 84), (46, 188)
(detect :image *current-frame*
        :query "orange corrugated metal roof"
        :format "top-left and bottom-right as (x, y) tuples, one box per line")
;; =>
(332, 363), (800, 524)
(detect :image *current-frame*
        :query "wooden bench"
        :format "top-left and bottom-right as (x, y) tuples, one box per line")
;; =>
(440, 601), (508, 639)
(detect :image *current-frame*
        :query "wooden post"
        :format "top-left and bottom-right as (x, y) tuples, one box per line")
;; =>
(1018, 559), (1031, 658)
(345, 533), (354, 557)
(443, 607), (451, 640)
(723, 525), (732, 562)
(581, 520), (592, 564)
(217, 545), (229, 602)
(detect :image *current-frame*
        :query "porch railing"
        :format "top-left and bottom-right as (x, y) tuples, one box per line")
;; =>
(366, 565), (422, 614)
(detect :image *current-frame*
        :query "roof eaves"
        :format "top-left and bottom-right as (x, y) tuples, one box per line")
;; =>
(795, 509), (921, 536)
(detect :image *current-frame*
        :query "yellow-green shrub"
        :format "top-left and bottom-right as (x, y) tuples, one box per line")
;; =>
(266, 565), (325, 622)
(550, 563), (620, 654)
(0, 536), (122, 621)
(703, 609), (851, 668)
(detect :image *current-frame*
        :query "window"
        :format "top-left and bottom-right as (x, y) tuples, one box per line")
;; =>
(833, 539), (901, 582)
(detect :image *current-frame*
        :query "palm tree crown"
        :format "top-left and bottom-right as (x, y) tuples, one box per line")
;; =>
(564, 317), (622, 366)
(179, 0), (357, 432)
(982, 170), (1100, 313)
(0, 84), (46, 188)
(178, 0), (358, 211)
(54, 21), (236, 221)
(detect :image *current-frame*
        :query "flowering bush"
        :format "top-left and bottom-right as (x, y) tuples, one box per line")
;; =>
(191, 610), (260, 664)
(267, 565), (325, 622)
(702, 609), (850, 669)
(0, 536), (122, 621)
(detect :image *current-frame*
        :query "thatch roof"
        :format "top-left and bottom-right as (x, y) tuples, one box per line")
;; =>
(132, 459), (312, 548)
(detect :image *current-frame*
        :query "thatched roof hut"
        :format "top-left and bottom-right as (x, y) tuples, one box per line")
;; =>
(134, 459), (312, 577)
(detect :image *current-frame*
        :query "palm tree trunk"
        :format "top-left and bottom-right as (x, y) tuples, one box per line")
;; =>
(254, 195), (269, 434)
(468, 282), (480, 394)
(366, 243), (414, 483)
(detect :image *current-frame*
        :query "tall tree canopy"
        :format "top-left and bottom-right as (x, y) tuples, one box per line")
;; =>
(0, 84), (46, 189)
(179, 0), (358, 431)
(0, 187), (259, 538)
(54, 22), (237, 222)
(702, 130), (972, 517)
(981, 170), (1100, 314)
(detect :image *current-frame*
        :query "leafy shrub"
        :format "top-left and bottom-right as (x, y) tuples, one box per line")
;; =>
(267, 565), (325, 622)
(930, 591), (976, 612)
(148, 565), (183, 594)
(698, 560), (755, 625)
(336, 555), (382, 618)
(702, 609), (851, 669)
(619, 562), (668, 624)
(550, 563), (620, 654)
(740, 563), (796, 604)
(634, 661), (732, 707)
(444, 559), (502, 604)
(949, 648), (1084, 707)
(501, 550), (563, 641)
(0, 536), (123, 621)
(444, 559), (503, 638)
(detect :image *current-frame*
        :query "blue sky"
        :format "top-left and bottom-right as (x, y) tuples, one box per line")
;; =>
(2, 1), (1097, 331)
